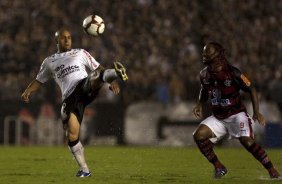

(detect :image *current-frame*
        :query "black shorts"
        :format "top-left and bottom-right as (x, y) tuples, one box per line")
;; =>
(61, 77), (101, 124)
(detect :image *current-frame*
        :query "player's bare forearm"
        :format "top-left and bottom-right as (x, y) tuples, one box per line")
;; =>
(193, 95), (207, 119)
(249, 87), (259, 115)
(21, 80), (42, 103)
(193, 102), (203, 119)
(249, 87), (266, 125)
(193, 85), (208, 118)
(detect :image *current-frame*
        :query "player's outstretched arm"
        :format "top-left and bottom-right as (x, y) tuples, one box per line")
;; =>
(21, 80), (42, 103)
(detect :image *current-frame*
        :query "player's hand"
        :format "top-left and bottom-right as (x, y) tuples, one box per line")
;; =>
(253, 112), (266, 126)
(193, 103), (203, 118)
(109, 80), (120, 95)
(21, 90), (31, 103)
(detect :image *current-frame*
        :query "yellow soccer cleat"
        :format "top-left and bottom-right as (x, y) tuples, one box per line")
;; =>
(114, 61), (128, 81)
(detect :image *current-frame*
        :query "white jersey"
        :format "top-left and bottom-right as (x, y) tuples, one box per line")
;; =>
(36, 49), (100, 100)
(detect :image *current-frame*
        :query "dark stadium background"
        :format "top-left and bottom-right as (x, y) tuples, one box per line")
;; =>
(0, 0), (281, 147)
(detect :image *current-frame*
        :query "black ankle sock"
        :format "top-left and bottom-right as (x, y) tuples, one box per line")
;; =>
(68, 139), (79, 147)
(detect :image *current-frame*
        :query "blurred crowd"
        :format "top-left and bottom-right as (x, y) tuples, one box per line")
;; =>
(0, 0), (282, 111)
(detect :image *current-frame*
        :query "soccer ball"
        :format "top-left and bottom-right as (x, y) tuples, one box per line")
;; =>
(82, 15), (105, 36)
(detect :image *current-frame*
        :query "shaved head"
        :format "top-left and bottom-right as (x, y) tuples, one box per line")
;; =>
(55, 28), (71, 42)
(55, 28), (72, 52)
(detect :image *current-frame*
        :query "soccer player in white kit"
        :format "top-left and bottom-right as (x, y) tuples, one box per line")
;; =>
(21, 28), (128, 177)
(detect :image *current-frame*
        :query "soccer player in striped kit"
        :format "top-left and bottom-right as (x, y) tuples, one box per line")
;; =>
(193, 42), (280, 179)
(21, 28), (128, 177)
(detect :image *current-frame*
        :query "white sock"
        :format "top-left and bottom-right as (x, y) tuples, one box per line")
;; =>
(69, 141), (89, 173)
(103, 69), (118, 83)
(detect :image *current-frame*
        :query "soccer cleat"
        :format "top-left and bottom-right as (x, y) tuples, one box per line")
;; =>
(214, 167), (228, 179)
(76, 170), (91, 177)
(114, 61), (128, 81)
(268, 168), (281, 179)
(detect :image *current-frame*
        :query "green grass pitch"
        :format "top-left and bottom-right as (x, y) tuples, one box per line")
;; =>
(0, 146), (281, 184)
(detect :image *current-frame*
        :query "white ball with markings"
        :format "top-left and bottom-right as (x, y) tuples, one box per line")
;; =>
(82, 15), (105, 36)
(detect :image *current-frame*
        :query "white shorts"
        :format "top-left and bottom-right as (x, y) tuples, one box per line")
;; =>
(199, 112), (254, 143)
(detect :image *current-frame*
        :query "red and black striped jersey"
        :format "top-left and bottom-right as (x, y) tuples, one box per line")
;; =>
(199, 63), (252, 119)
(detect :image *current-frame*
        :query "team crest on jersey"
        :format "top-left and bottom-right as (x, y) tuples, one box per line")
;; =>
(224, 79), (232, 86)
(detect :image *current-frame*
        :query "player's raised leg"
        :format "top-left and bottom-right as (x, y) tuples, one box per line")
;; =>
(239, 137), (281, 179)
(102, 61), (128, 83)
(67, 113), (91, 177)
(88, 62), (128, 90)
(193, 124), (227, 179)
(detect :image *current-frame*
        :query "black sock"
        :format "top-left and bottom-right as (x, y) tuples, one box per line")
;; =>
(68, 139), (79, 147)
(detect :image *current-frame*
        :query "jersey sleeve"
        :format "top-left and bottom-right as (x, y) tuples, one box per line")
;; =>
(81, 49), (100, 71)
(231, 66), (252, 92)
(36, 59), (51, 83)
(199, 71), (210, 102)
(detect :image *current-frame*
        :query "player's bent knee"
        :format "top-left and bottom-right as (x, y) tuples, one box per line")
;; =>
(67, 132), (79, 142)
(193, 129), (206, 141)
(193, 130), (205, 141)
(193, 125), (213, 141)
(239, 136), (254, 147)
